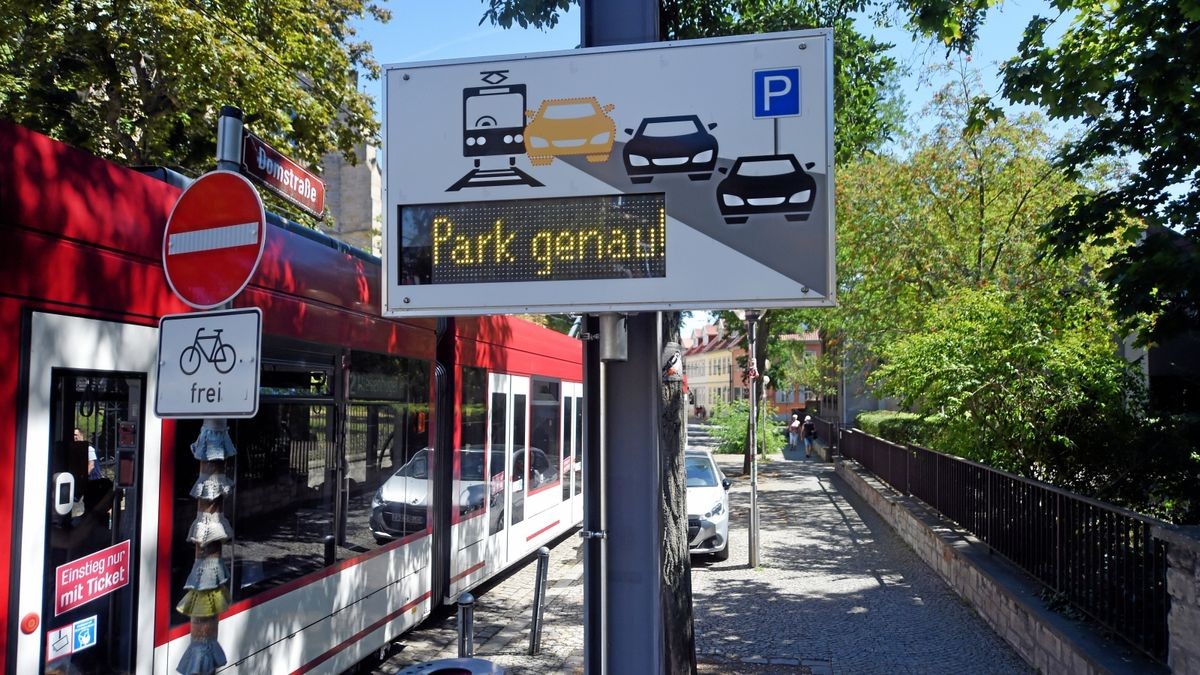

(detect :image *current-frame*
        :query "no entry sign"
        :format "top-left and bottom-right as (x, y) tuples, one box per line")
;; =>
(163, 171), (266, 309)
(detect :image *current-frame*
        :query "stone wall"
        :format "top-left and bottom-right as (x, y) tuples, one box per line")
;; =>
(321, 142), (381, 254)
(835, 459), (1165, 674)
(1154, 525), (1200, 674)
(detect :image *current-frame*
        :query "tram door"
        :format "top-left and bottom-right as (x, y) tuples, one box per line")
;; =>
(13, 314), (158, 675)
(485, 373), (529, 569)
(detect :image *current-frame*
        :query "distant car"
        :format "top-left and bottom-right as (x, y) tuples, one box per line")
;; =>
(685, 449), (731, 561)
(524, 97), (616, 166)
(622, 115), (719, 183)
(715, 154), (817, 224)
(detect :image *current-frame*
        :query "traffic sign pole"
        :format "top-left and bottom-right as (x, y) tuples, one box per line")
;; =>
(171, 107), (252, 675)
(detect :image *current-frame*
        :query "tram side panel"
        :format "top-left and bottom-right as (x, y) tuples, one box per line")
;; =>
(446, 316), (583, 600)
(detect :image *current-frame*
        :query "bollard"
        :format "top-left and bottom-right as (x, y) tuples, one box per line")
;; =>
(528, 546), (550, 655)
(457, 592), (475, 657)
(324, 535), (336, 567)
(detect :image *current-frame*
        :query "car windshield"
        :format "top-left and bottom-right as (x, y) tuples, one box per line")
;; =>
(543, 103), (598, 120)
(641, 119), (701, 137)
(736, 158), (797, 177)
(396, 450), (429, 479)
(460, 452), (485, 481)
(685, 456), (718, 487)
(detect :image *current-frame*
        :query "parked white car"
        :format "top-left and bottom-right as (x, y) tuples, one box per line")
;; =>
(685, 449), (731, 561)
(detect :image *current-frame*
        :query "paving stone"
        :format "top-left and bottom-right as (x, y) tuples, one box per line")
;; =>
(370, 451), (1031, 674)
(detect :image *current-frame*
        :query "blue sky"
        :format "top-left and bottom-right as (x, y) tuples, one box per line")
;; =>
(353, 1), (1059, 121)
(351, 1), (1062, 332)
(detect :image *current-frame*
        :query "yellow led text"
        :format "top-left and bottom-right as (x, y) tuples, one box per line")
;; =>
(530, 212), (665, 276)
(432, 216), (516, 266)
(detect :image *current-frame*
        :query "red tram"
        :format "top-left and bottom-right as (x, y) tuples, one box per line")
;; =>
(0, 122), (584, 674)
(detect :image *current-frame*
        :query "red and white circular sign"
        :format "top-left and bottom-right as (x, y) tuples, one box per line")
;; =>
(163, 170), (266, 309)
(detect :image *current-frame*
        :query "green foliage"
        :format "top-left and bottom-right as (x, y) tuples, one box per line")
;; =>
(706, 399), (785, 455)
(0, 0), (387, 182)
(789, 66), (1099, 380)
(1001, 0), (1200, 344)
(478, 0), (978, 162)
(869, 286), (1141, 476)
(855, 410), (933, 447)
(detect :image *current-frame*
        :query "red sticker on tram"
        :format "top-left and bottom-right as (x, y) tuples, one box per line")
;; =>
(54, 540), (131, 616)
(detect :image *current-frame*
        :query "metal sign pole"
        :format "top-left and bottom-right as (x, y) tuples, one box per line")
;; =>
(581, 5), (663, 672)
(747, 311), (760, 568)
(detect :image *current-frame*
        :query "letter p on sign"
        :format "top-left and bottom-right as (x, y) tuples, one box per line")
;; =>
(754, 67), (801, 118)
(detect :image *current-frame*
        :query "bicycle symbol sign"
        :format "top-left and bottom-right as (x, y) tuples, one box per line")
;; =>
(156, 308), (262, 418)
(179, 327), (237, 375)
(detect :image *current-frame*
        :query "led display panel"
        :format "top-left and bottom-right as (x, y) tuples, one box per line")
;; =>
(399, 194), (665, 285)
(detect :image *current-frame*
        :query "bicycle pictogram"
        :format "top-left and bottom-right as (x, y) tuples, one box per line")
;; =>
(179, 327), (237, 375)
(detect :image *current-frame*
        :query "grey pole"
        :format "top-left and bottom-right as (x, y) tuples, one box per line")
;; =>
(581, 3), (661, 674)
(747, 311), (760, 568)
(216, 106), (243, 173)
(457, 592), (475, 657)
(529, 546), (551, 655)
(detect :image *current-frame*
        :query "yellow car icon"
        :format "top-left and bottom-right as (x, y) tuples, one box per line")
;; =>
(524, 97), (616, 166)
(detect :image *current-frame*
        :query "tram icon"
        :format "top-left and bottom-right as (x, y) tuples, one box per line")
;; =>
(447, 72), (544, 191)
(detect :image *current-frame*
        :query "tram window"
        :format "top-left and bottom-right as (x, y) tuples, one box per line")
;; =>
(574, 395), (583, 496)
(347, 354), (432, 550)
(562, 397), (573, 501)
(457, 367), (488, 519)
(488, 392), (507, 536)
(169, 401), (338, 624)
(529, 378), (561, 496)
(511, 393), (527, 525)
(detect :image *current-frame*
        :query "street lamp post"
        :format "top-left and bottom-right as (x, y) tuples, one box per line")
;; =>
(735, 309), (761, 568)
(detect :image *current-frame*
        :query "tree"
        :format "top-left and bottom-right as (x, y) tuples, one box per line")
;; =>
(869, 286), (1137, 478)
(783, 66), (1095, 383)
(478, 0), (944, 162)
(1001, 0), (1200, 344)
(0, 0), (387, 179)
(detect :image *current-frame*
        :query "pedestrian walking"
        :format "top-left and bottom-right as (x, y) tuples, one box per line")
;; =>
(787, 414), (801, 451)
(802, 415), (816, 458)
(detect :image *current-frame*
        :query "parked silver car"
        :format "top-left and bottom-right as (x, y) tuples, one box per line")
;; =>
(685, 449), (731, 561)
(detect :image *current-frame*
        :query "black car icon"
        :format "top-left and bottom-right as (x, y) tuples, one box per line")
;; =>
(623, 115), (719, 184)
(715, 155), (817, 224)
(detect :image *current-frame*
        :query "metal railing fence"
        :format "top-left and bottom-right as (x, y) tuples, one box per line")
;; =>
(836, 426), (1169, 663)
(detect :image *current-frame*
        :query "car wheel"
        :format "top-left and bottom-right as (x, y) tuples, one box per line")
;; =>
(688, 173), (711, 181)
(785, 213), (810, 222)
(724, 216), (748, 225)
(711, 543), (729, 562)
(630, 176), (653, 184)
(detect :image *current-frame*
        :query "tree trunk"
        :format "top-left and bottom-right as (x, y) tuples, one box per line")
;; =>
(659, 312), (697, 675)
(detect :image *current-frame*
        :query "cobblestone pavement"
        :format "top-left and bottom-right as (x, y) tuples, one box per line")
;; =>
(370, 449), (1032, 674)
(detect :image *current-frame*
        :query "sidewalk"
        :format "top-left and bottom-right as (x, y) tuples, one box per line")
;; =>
(372, 450), (1032, 674)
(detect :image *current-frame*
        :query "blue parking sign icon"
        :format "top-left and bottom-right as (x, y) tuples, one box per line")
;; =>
(73, 615), (97, 652)
(754, 68), (801, 118)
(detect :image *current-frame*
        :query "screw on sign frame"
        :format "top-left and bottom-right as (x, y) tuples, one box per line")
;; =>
(162, 170), (266, 310)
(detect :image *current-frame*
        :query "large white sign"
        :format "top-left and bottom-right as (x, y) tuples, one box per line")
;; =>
(155, 308), (261, 418)
(383, 30), (834, 317)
